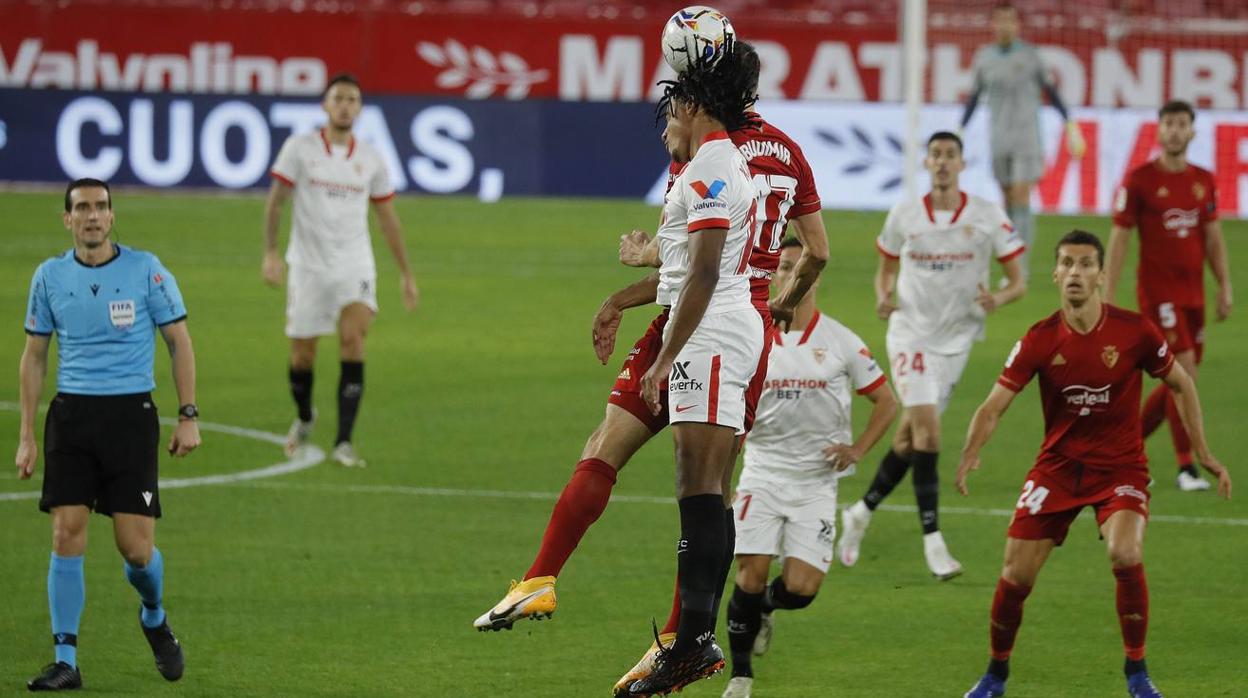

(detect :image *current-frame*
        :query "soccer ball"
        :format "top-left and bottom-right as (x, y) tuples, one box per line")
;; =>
(661, 6), (736, 74)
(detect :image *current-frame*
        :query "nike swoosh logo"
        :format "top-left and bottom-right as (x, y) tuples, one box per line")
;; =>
(489, 589), (546, 621)
(674, 404), (699, 413)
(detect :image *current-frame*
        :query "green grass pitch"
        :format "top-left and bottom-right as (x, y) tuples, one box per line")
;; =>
(0, 191), (1245, 696)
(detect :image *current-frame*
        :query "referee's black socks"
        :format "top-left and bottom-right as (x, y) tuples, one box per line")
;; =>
(289, 367), (314, 423)
(336, 361), (364, 445)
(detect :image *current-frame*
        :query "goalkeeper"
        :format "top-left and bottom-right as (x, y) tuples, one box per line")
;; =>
(960, 2), (1083, 282)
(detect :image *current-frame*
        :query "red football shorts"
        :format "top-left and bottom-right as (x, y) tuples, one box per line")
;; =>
(608, 305), (772, 435)
(1141, 301), (1204, 361)
(1007, 456), (1151, 546)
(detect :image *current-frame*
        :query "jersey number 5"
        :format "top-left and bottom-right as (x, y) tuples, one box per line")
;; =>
(1016, 480), (1050, 515)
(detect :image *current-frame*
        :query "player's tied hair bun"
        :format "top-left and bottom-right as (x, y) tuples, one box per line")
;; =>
(655, 39), (760, 133)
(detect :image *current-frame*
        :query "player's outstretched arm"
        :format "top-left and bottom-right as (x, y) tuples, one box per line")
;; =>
(619, 230), (660, 268)
(640, 229), (726, 414)
(372, 198), (419, 312)
(1163, 362), (1231, 498)
(874, 255), (900, 320)
(1105, 225), (1132, 305)
(262, 180), (292, 287)
(825, 383), (898, 471)
(159, 321), (201, 458)
(1204, 220), (1233, 321)
(770, 212), (829, 331)
(957, 384), (1018, 495)
(592, 272), (660, 365)
(15, 334), (50, 480)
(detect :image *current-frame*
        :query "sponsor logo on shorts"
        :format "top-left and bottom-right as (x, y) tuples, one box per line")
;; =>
(676, 538), (688, 554)
(669, 362), (704, 392)
(141, 491), (154, 506)
(1062, 384), (1111, 416)
(1114, 485), (1148, 503)
(817, 519), (835, 545)
(674, 404), (699, 413)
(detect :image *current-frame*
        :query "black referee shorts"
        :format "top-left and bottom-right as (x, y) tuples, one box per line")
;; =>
(40, 392), (161, 518)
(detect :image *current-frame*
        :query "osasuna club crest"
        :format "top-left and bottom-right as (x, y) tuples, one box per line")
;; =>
(1101, 345), (1119, 368)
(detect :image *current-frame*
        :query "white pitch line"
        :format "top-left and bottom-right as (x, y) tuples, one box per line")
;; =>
(217, 480), (1248, 527)
(0, 401), (323, 502)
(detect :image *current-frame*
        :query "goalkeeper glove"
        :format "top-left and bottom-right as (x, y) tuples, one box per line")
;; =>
(1065, 120), (1086, 158)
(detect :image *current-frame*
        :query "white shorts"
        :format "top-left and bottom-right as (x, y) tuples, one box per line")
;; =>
(665, 308), (763, 435)
(733, 482), (839, 573)
(286, 265), (378, 338)
(885, 340), (970, 413)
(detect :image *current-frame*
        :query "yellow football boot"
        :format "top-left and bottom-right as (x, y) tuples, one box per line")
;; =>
(612, 632), (676, 696)
(473, 576), (557, 631)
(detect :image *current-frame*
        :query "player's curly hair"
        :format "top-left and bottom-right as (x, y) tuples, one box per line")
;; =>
(655, 40), (760, 132)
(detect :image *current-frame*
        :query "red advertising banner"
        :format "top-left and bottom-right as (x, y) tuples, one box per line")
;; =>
(5, 2), (1248, 107)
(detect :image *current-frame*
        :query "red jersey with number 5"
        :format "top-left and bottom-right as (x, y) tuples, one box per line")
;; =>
(666, 115), (821, 314)
(1111, 161), (1218, 309)
(997, 305), (1174, 472)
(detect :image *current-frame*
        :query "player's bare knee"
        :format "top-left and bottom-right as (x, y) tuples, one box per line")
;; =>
(909, 422), (941, 452)
(734, 561), (768, 593)
(289, 342), (316, 370)
(1107, 542), (1143, 569)
(339, 334), (366, 361)
(116, 535), (154, 566)
(51, 518), (87, 556)
(782, 574), (822, 598)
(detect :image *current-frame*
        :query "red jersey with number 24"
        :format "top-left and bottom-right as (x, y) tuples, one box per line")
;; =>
(666, 115), (821, 312)
(1111, 161), (1218, 308)
(997, 305), (1174, 472)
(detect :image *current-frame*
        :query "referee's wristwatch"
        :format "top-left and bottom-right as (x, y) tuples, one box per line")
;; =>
(177, 404), (199, 421)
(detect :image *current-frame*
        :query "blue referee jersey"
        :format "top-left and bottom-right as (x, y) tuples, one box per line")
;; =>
(24, 244), (187, 396)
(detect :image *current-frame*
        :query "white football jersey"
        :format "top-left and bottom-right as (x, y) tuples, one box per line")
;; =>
(270, 129), (395, 273)
(656, 132), (756, 316)
(877, 192), (1023, 354)
(740, 313), (887, 489)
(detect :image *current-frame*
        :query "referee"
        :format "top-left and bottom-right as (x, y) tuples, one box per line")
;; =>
(960, 1), (1084, 282)
(16, 179), (199, 691)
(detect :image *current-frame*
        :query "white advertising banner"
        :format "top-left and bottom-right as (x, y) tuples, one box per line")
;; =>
(650, 102), (1248, 219)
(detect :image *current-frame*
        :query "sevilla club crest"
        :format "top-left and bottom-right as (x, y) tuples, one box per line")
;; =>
(812, 348), (827, 363)
(1101, 345), (1120, 368)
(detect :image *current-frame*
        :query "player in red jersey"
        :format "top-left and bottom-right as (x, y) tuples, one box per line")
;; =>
(1107, 100), (1233, 492)
(473, 43), (829, 663)
(957, 230), (1231, 698)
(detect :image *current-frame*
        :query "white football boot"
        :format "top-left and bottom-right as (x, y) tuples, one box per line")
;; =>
(752, 612), (774, 656)
(722, 676), (754, 698)
(923, 531), (963, 581)
(1177, 469), (1211, 492)
(285, 410), (316, 457)
(838, 501), (873, 567)
(331, 442), (367, 468)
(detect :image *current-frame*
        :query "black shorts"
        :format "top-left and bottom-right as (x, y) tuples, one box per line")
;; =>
(40, 392), (161, 518)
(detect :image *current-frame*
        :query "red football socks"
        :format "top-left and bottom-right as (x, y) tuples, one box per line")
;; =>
(1142, 385), (1193, 469)
(1163, 394), (1193, 467)
(661, 577), (681, 635)
(524, 458), (617, 580)
(1141, 385), (1168, 439)
(989, 577), (1032, 661)
(1113, 564), (1149, 661)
